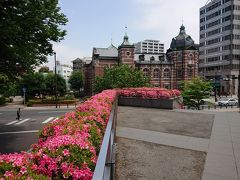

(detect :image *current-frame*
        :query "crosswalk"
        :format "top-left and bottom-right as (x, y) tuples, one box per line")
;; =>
(5, 117), (58, 126)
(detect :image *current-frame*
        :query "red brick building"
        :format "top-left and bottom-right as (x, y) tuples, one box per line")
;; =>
(84, 25), (198, 95)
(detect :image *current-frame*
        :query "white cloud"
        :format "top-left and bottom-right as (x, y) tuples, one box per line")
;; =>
(132, 0), (206, 50)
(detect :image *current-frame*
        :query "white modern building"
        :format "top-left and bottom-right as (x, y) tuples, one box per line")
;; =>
(56, 61), (73, 89)
(199, 0), (240, 95)
(135, 40), (164, 54)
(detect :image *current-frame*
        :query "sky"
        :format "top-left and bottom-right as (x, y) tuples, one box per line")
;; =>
(47, 0), (207, 69)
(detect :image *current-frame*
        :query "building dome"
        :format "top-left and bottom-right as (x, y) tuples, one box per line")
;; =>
(169, 25), (196, 51)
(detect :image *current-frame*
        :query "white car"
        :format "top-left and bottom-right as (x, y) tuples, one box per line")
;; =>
(218, 98), (238, 106)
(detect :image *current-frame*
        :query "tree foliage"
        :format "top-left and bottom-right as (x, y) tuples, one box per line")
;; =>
(181, 77), (212, 109)
(45, 73), (66, 96)
(39, 66), (50, 73)
(19, 72), (66, 99)
(0, 0), (68, 79)
(20, 72), (46, 99)
(68, 71), (84, 93)
(93, 64), (150, 93)
(0, 74), (9, 95)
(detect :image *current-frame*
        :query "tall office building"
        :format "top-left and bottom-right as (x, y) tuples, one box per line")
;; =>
(199, 0), (240, 95)
(135, 40), (164, 54)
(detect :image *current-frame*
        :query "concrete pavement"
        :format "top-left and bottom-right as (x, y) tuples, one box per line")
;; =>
(202, 112), (240, 180)
(116, 106), (240, 180)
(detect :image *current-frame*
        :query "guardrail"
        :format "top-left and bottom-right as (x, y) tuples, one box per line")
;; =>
(183, 104), (238, 110)
(92, 98), (118, 180)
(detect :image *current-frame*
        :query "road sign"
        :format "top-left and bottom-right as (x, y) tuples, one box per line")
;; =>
(22, 87), (26, 93)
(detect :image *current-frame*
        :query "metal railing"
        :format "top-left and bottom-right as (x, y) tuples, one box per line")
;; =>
(183, 104), (238, 110)
(92, 98), (118, 180)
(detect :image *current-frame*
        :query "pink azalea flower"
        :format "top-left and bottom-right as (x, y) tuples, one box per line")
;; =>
(63, 149), (70, 156)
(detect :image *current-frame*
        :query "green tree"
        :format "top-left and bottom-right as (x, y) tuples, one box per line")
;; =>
(0, 0), (68, 80)
(39, 66), (50, 73)
(45, 73), (66, 96)
(68, 71), (84, 94)
(0, 73), (20, 97)
(181, 77), (212, 110)
(93, 64), (150, 93)
(20, 72), (46, 99)
(0, 73), (9, 95)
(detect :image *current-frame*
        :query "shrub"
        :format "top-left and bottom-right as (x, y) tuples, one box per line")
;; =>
(0, 90), (117, 179)
(0, 97), (6, 105)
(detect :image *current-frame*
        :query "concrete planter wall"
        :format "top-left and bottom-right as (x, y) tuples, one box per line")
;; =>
(118, 96), (183, 109)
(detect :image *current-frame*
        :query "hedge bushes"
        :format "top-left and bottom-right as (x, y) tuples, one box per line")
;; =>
(0, 90), (117, 179)
(27, 99), (77, 107)
(0, 97), (5, 105)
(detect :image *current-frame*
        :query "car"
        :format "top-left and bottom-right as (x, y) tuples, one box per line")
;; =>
(217, 98), (238, 106)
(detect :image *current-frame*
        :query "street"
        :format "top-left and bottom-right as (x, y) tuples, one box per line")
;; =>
(0, 107), (75, 153)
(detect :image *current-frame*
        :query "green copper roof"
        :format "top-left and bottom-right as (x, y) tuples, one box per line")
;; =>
(121, 32), (131, 46)
(169, 25), (196, 51)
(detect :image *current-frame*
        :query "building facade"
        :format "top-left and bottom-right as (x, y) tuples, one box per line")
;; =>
(56, 61), (73, 90)
(199, 0), (240, 95)
(72, 57), (92, 72)
(135, 39), (164, 54)
(84, 25), (198, 95)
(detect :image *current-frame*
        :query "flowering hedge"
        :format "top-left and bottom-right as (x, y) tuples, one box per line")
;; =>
(0, 90), (117, 180)
(119, 87), (181, 99)
(0, 88), (180, 179)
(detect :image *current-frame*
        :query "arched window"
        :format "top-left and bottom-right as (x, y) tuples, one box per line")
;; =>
(189, 54), (194, 61)
(153, 68), (160, 78)
(189, 54), (194, 64)
(143, 68), (150, 77)
(163, 69), (170, 78)
(177, 54), (182, 61)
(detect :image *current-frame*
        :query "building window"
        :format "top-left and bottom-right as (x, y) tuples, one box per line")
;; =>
(153, 69), (160, 78)
(143, 68), (150, 77)
(177, 69), (183, 78)
(189, 54), (193, 61)
(163, 69), (170, 78)
(189, 54), (194, 64)
(164, 84), (170, 89)
(177, 54), (182, 61)
(139, 54), (145, 61)
(188, 68), (194, 77)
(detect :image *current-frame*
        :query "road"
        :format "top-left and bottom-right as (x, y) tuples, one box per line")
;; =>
(0, 107), (75, 153)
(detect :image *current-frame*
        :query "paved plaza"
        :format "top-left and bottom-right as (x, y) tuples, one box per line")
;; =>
(116, 106), (240, 180)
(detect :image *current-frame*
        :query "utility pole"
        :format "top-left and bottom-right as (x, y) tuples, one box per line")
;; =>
(54, 52), (58, 108)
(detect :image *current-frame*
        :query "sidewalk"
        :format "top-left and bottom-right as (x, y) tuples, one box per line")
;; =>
(116, 107), (240, 180)
(202, 112), (240, 180)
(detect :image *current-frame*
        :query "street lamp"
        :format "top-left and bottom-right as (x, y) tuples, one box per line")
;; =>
(54, 52), (58, 108)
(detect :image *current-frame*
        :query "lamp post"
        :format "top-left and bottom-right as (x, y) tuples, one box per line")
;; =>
(54, 52), (58, 108)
